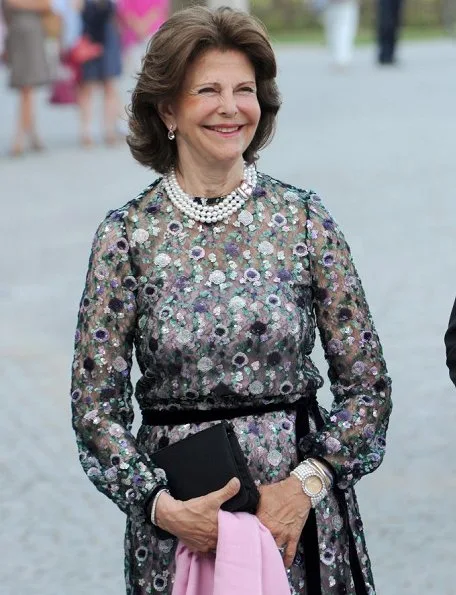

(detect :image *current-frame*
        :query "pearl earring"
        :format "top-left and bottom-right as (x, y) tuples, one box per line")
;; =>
(167, 126), (175, 141)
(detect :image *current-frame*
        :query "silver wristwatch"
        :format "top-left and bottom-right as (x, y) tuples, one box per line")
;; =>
(290, 459), (330, 507)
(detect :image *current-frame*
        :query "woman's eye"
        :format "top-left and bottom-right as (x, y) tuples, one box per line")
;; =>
(198, 87), (216, 94)
(239, 87), (256, 93)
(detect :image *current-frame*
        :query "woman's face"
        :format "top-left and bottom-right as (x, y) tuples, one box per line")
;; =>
(163, 48), (261, 170)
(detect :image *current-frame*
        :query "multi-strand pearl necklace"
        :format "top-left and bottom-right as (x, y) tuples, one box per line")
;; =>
(163, 163), (257, 224)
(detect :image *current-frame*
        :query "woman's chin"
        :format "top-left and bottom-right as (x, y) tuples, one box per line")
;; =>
(205, 148), (247, 166)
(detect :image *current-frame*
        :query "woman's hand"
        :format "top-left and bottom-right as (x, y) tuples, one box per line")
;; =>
(256, 476), (311, 568)
(154, 477), (240, 553)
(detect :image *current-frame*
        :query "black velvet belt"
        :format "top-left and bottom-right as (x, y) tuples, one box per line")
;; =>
(141, 396), (367, 595)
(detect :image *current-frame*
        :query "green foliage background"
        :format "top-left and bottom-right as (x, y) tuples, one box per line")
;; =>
(252, 0), (444, 32)
(170, 0), (449, 38)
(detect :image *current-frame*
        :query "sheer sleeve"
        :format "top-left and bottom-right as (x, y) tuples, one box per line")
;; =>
(70, 211), (167, 516)
(300, 194), (392, 489)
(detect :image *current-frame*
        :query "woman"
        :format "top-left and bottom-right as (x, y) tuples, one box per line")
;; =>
(79, 0), (122, 146)
(70, 7), (392, 594)
(2, 0), (50, 156)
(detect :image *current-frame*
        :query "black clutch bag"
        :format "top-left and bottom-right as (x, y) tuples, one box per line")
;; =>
(150, 421), (260, 537)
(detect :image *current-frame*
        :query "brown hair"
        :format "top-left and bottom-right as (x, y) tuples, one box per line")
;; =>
(127, 6), (281, 174)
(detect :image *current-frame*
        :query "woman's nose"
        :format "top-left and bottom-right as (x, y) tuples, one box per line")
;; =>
(219, 91), (238, 116)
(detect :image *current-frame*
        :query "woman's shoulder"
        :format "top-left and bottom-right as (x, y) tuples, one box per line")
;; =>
(258, 172), (342, 239)
(97, 177), (164, 234)
(258, 171), (328, 213)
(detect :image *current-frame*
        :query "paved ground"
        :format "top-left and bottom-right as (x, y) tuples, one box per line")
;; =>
(1, 39), (456, 595)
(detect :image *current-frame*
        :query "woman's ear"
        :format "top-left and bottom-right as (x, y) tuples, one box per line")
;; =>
(158, 102), (175, 130)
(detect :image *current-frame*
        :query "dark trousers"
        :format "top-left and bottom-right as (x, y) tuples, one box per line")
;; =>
(376, 0), (404, 63)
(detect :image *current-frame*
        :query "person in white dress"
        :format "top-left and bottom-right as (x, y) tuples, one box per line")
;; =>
(321, 0), (359, 68)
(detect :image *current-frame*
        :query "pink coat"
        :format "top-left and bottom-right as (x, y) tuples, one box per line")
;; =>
(172, 510), (291, 595)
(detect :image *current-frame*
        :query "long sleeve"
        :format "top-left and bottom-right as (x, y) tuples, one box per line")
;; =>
(300, 194), (392, 489)
(444, 297), (456, 387)
(70, 211), (167, 516)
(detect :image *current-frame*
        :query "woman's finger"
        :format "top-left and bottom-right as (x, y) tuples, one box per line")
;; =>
(283, 539), (298, 568)
(208, 477), (241, 508)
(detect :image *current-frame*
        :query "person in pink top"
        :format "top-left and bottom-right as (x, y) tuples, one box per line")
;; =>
(116, 0), (167, 132)
(117, 0), (167, 75)
(117, 0), (167, 52)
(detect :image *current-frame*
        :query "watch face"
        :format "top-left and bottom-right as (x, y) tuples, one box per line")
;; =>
(304, 475), (323, 496)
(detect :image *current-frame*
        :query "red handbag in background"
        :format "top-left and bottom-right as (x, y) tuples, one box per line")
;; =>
(49, 35), (102, 105)
(49, 74), (78, 105)
(67, 35), (103, 65)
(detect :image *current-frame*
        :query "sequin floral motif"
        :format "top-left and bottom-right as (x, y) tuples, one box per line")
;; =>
(71, 174), (391, 595)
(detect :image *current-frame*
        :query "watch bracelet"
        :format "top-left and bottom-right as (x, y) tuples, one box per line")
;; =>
(290, 466), (326, 507)
(290, 461), (329, 507)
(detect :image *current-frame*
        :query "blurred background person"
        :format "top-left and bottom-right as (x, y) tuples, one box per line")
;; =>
(1, 0), (51, 156)
(79, 0), (122, 146)
(48, 0), (102, 104)
(52, 0), (82, 54)
(117, 0), (167, 75)
(116, 0), (168, 133)
(376, 0), (404, 65)
(321, 0), (359, 69)
(47, 0), (82, 108)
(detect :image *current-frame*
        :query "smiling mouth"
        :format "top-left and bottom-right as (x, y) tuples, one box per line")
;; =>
(205, 125), (244, 133)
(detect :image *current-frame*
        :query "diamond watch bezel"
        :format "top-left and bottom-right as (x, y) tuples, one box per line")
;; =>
(303, 474), (324, 497)
(290, 461), (329, 508)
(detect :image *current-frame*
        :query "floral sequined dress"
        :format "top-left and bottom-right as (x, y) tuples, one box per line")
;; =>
(71, 172), (392, 595)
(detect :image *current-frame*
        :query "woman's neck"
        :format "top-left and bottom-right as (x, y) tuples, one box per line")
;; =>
(175, 158), (245, 198)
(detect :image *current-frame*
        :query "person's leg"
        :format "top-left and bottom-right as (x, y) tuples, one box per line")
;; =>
(103, 77), (122, 144)
(118, 40), (149, 135)
(335, 0), (359, 67)
(27, 86), (45, 151)
(377, 0), (395, 63)
(117, 46), (135, 135)
(389, 0), (404, 62)
(324, 1), (358, 68)
(78, 81), (95, 146)
(10, 86), (33, 155)
(377, 0), (387, 63)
